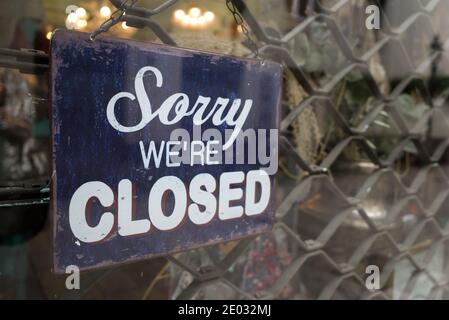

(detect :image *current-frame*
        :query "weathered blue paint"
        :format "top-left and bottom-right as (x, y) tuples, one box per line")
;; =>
(51, 30), (281, 272)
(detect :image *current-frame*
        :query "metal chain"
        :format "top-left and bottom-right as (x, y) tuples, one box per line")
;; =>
(90, 0), (138, 41)
(225, 0), (260, 58)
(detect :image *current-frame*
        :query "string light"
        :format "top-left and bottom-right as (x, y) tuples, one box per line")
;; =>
(63, 4), (137, 34)
(181, 15), (191, 27)
(204, 11), (215, 22)
(173, 7), (215, 29)
(75, 7), (87, 18)
(174, 9), (185, 20)
(67, 12), (78, 24)
(198, 16), (206, 27)
(100, 6), (111, 17)
(188, 7), (201, 18)
(65, 6), (88, 30)
(76, 19), (87, 29)
(46, 31), (53, 40)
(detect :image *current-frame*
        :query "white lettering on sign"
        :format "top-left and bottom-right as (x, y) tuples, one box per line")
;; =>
(106, 66), (253, 150)
(69, 181), (115, 243)
(69, 170), (271, 243)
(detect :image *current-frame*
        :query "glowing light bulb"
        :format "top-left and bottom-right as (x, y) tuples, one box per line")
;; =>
(122, 21), (129, 30)
(190, 17), (199, 27)
(46, 31), (52, 40)
(181, 15), (191, 26)
(75, 7), (87, 18)
(173, 7), (215, 28)
(173, 9), (185, 21)
(67, 12), (78, 24)
(188, 7), (201, 18)
(100, 6), (111, 17)
(198, 16), (206, 27)
(204, 11), (215, 22)
(76, 19), (87, 29)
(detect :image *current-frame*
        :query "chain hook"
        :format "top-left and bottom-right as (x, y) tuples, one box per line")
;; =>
(225, 0), (261, 60)
(90, 0), (138, 41)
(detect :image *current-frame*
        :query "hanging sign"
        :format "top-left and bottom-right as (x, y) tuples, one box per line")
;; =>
(51, 30), (281, 272)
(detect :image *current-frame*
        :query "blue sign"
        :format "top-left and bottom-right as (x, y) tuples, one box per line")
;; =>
(51, 30), (282, 272)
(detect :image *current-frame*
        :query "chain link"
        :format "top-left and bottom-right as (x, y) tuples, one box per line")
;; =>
(90, 0), (138, 41)
(226, 0), (260, 58)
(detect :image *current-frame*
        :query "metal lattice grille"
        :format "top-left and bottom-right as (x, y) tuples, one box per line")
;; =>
(2, 0), (449, 300)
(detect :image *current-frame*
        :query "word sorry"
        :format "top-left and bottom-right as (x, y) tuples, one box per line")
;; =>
(69, 170), (270, 243)
(106, 66), (253, 150)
